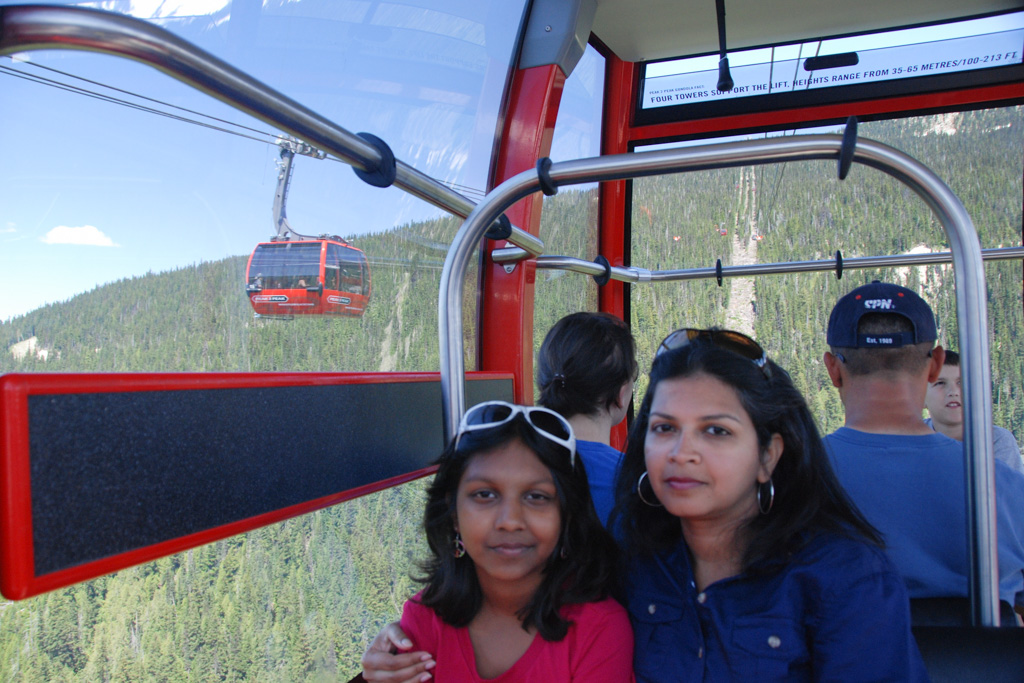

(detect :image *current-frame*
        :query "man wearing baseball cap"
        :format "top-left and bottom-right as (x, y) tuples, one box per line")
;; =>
(822, 281), (1024, 626)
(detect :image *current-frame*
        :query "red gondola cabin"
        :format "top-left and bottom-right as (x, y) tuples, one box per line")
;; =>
(245, 237), (370, 318)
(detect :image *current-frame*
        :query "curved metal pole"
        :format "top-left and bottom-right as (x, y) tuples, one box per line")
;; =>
(854, 141), (998, 627)
(439, 133), (1000, 625)
(492, 246), (1024, 282)
(438, 182), (541, 442)
(443, 135), (854, 437)
(0, 4), (543, 257)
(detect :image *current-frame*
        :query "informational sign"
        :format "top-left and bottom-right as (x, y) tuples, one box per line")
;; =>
(642, 12), (1024, 109)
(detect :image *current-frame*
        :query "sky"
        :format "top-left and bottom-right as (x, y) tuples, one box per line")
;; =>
(0, 0), (562, 321)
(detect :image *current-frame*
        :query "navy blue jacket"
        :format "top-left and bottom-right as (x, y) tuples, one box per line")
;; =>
(624, 532), (930, 682)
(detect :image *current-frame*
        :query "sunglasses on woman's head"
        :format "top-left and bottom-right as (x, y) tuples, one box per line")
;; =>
(656, 328), (771, 379)
(456, 401), (576, 468)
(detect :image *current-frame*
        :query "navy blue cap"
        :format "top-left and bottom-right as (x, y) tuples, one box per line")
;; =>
(827, 281), (937, 348)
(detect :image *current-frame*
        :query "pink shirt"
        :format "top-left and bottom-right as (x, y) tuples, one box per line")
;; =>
(400, 594), (634, 682)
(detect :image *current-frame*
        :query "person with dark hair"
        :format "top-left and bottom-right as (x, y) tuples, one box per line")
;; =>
(537, 312), (637, 524)
(614, 328), (926, 681)
(924, 349), (1024, 475)
(362, 401), (633, 682)
(822, 281), (1024, 625)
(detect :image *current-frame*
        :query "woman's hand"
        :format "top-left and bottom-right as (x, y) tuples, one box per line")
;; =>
(361, 622), (436, 683)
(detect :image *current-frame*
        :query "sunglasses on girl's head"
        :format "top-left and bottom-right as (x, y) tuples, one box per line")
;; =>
(456, 401), (576, 468)
(656, 328), (771, 379)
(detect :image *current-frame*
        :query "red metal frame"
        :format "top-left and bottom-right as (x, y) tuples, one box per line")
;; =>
(626, 83), (1024, 144)
(598, 52), (638, 450)
(0, 371), (510, 600)
(597, 53), (636, 320)
(480, 65), (566, 403)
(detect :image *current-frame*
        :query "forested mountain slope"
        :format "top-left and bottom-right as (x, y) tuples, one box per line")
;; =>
(628, 108), (1023, 434)
(1, 108), (1021, 681)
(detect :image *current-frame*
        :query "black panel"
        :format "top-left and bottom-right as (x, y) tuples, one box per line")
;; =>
(28, 379), (512, 576)
(914, 626), (1024, 682)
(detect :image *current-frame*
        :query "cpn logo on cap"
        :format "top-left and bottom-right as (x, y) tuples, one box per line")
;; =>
(827, 281), (937, 349)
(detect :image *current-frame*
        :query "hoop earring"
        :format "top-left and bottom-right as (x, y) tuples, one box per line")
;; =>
(453, 532), (466, 558)
(637, 472), (663, 507)
(758, 478), (775, 515)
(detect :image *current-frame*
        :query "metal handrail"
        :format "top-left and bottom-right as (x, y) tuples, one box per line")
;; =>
(0, 4), (544, 257)
(492, 245), (1024, 282)
(439, 133), (1001, 626)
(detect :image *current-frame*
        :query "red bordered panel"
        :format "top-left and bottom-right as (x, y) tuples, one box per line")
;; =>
(0, 371), (513, 600)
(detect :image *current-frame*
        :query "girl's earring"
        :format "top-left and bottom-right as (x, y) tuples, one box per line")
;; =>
(453, 532), (467, 558)
(637, 471), (663, 507)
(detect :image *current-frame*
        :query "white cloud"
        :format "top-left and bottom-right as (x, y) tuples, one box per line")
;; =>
(1, 222), (14, 234)
(41, 225), (120, 247)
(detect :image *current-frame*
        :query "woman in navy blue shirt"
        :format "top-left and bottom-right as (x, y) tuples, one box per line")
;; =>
(613, 329), (928, 682)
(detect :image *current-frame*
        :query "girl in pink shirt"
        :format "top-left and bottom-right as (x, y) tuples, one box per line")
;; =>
(395, 401), (633, 682)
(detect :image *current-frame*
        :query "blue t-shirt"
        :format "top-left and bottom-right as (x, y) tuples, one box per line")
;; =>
(575, 439), (621, 526)
(825, 427), (1024, 604)
(624, 533), (928, 682)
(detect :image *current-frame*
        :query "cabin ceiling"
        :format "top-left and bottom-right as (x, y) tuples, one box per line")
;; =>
(591, 0), (1024, 62)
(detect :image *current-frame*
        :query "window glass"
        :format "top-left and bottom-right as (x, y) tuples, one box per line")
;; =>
(534, 44), (606, 354)
(0, 480), (430, 679)
(325, 243), (342, 290)
(0, 1), (528, 677)
(630, 106), (1023, 438)
(336, 246), (369, 295)
(249, 242), (323, 288)
(0, 0), (531, 373)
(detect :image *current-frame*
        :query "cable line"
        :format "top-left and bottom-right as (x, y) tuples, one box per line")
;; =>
(6, 55), (277, 139)
(443, 181), (486, 199)
(3, 57), (485, 205)
(0, 65), (277, 145)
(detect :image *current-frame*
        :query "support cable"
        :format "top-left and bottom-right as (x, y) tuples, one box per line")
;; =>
(4, 54), (277, 137)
